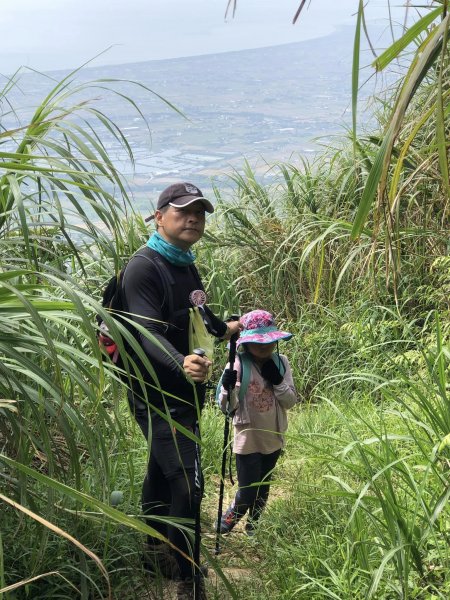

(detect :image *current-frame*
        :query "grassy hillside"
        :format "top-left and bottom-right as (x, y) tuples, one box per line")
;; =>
(0, 2), (448, 599)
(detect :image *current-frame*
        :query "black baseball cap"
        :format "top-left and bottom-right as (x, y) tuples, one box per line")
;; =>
(145, 182), (214, 222)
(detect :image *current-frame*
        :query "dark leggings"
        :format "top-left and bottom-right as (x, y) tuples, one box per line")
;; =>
(129, 393), (200, 580)
(233, 449), (281, 521)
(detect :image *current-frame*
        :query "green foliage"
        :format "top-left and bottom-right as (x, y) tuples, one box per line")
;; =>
(0, 70), (173, 599)
(1, 2), (449, 598)
(197, 31), (449, 589)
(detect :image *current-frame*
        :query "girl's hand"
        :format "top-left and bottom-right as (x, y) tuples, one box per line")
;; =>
(222, 368), (238, 390)
(261, 359), (283, 385)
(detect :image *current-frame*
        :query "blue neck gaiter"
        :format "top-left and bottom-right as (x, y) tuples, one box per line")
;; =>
(147, 232), (196, 266)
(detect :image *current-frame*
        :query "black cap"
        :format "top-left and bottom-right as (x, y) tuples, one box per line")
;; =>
(145, 182), (214, 222)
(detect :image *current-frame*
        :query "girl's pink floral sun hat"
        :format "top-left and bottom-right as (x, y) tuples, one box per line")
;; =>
(236, 310), (293, 347)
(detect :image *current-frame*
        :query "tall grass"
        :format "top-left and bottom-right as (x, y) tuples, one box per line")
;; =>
(200, 311), (449, 599)
(197, 15), (449, 588)
(0, 70), (185, 599)
(1, 2), (449, 598)
(0, 69), (240, 599)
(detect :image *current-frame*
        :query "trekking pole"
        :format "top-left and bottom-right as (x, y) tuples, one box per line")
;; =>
(192, 347), (207, 600)
(215, 315), (240, 556)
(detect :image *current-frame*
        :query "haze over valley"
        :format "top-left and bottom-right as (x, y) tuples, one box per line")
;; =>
(5, 25), (386, 211)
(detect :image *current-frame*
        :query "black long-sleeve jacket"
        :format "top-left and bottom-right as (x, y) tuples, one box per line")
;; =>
(122, 246), (227, 424)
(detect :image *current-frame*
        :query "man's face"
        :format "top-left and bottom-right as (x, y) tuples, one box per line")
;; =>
(155, 201), (206, 251)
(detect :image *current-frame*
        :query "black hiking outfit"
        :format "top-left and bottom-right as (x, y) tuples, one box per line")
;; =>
(122, 246), (227, 579)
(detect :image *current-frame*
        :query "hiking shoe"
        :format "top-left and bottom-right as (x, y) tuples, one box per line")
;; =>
(217, 506), (242, 534)
(143, 542), (180, 580)
(177, 577), (207, 600)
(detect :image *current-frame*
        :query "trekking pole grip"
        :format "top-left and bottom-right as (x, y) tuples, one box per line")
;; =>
(226, 314), (240, 365)
(193, 348), (206, 357)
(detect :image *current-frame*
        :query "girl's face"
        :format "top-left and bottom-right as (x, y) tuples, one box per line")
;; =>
(246, 342), (276, 363)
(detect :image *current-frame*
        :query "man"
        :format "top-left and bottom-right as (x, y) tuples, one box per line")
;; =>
(122, 182), (240, 600)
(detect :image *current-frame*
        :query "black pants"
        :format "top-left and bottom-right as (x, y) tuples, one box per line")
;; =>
(129, 393), (201, 580)
(233, 449), (281, 522)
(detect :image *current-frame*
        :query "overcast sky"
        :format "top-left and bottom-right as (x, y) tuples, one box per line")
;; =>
(1, 0), (410, 74)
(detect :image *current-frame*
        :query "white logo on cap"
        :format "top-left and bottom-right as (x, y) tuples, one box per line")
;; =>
(185, 184), (199, 194)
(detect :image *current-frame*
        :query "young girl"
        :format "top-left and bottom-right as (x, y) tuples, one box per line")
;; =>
(217, 309), (297, 534)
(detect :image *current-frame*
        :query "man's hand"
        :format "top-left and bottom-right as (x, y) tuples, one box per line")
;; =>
(261, 359), (283, 385)
(183, 353), (212, 382)
(221, 319), (242, 341)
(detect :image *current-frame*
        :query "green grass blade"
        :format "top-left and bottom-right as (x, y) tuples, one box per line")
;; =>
(373, 6), (443, 71)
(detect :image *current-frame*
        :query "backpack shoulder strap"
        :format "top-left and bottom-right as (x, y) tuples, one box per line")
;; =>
(271, 353), (286, 376)
(238, 352), (251, 403)
(125, 248), (175, 317)
(151, 255), (175, 317)
(188, 263), (204, 290)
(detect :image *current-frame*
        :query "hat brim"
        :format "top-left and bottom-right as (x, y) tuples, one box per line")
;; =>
(169, 196), (214, 213)
(236, 331), (292, 346)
